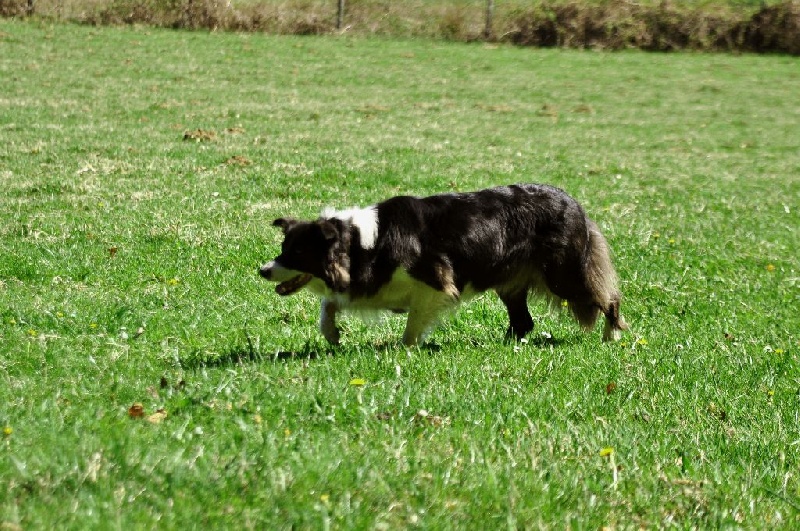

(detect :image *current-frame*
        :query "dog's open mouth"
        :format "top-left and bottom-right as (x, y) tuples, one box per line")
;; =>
(275, 274), (313, 296)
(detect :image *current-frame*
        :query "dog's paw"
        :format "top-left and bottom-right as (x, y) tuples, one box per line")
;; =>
(602, 323), (623, 342)
(401, 333), (421, 347)
(321, 324), (340, 345)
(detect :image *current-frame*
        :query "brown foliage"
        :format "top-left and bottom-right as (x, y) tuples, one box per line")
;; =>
(510, 0), (724, 51)
(0, 0), (28, 17)
(741, 1), (800, 54)
(507, 0), (800, 54)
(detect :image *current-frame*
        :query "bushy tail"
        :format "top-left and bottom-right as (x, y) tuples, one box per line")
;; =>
(570, 221), (628, 341)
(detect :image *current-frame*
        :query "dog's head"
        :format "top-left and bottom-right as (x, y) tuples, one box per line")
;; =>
(259, 217), (351, 295)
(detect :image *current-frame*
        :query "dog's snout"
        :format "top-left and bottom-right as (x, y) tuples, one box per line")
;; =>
(259, 262), (274, 279)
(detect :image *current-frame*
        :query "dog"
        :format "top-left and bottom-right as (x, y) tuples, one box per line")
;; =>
(259, 183), (627, 346)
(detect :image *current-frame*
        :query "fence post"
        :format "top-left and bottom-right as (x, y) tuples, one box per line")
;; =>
(337, 0), (345, 29)
(484, 0), (494, 39)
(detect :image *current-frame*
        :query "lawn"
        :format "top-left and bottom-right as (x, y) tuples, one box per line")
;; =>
(1, 19), (799, 528)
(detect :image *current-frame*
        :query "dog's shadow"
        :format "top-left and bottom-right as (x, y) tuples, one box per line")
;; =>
(527, 335), (568, 348)
(182, 339), (446, 369)
(181, 343), (322, 369)
(181, 330), (569, 369)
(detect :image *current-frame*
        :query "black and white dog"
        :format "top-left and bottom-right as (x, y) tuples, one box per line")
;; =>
(260, 184), (627, 346)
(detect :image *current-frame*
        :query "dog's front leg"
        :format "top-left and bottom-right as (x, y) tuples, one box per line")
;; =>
(319, 299), (340, 345)
(401, 307), (438, 347)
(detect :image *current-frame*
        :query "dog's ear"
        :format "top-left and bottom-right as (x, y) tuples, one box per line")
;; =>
(272, 218), (296, 233)
(318, 219), (339, 242)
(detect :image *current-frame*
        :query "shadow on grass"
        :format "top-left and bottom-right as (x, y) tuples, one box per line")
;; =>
(181, 345), (324, 369)
(180, 326), (329, 369)
(527, 334), (569, 348)
(179, 326), (578, 369)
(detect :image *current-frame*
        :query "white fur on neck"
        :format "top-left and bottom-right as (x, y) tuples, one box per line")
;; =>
(321, 206), (379, 250)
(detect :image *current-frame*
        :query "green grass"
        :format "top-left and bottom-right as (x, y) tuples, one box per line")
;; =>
(1, 19), (799, 528)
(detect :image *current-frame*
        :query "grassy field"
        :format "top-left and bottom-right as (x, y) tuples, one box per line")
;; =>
(1, 19), (799, 528)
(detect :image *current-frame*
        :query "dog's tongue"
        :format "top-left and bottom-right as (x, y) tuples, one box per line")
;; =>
(275, 274), (313, 295)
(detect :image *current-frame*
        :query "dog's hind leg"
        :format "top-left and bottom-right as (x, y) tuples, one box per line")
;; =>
(319, 299), (341, 345)
(497, 291), (534, 340)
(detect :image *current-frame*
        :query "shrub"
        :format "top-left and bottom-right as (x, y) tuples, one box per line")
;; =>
(0, 0), (32, 17)
(506, 0), (747, 52)
(742, 1), (800, 54)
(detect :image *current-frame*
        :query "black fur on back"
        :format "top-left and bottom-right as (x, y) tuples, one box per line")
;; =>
(366, 184), (586, 294)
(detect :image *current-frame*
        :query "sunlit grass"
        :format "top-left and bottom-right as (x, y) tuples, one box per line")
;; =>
(1, 19), (798, 528)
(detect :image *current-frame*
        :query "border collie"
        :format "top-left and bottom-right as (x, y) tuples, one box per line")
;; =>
(259, 183), (627, 346)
